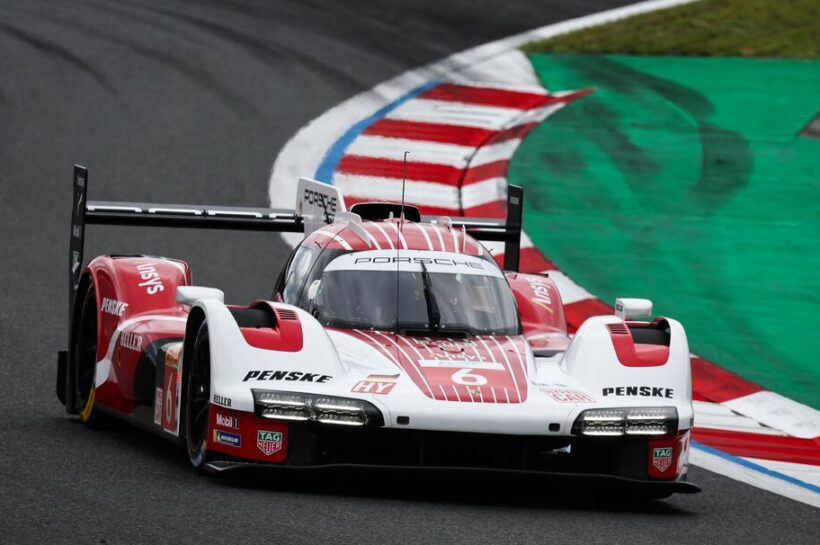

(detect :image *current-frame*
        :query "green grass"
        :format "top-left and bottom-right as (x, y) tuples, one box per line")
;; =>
(522, 0), (820, 58)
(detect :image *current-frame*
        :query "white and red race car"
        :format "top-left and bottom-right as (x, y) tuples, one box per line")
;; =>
(57, 165), (698, 498)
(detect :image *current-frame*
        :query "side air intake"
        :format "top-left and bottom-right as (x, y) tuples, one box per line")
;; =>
(607, 323), (630, 336)
(276, 309), (299, 321)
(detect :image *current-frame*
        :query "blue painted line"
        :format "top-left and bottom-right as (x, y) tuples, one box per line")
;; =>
(314, 80), (441, 184)
(692, 440), (820, 494)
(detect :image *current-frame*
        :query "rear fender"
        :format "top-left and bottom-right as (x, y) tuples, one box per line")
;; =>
(75, 256), (191, 415)
(86, 256), (190, 362)
(506, 272), (569, 352)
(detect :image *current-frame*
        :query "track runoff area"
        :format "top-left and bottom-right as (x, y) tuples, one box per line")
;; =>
(270, 0), (820, 507)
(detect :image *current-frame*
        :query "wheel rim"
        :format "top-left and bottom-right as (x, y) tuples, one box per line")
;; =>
(75, 287), (98, 417)
(186, 334), (210, 460)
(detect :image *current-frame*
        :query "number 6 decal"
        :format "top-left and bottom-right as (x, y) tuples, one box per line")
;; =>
(452, 368), (487, 386)
(162, 367), (178, 433)
(165, 373), (174, 422)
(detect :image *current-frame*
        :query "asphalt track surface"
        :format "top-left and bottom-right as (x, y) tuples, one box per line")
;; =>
(0, 1), (815, 543)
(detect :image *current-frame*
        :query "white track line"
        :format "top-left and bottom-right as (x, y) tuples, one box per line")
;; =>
(345, 136), (473, 167)
(691, 444), (820, 508)
(469, 139), (524, 166)
(386, 99), (525, 130)
(333, 174), (460, 209)
(723, 391), (820, 440)
(693, 401), (786, 436)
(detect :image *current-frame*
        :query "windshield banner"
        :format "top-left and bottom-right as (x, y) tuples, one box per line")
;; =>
(324, 250), (503, 277)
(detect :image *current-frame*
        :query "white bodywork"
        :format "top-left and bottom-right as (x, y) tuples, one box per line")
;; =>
(186, 176), (693, 438)
(188, 295), (694, 437)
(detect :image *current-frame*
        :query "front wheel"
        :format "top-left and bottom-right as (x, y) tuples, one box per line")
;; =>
(182, 321), (211, 470)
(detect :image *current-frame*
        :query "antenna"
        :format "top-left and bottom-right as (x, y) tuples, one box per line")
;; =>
(400, 151), (408, 231)
(395, 151), (409, 334)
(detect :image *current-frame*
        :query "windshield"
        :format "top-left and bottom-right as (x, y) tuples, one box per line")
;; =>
(305, 251), (520, 336)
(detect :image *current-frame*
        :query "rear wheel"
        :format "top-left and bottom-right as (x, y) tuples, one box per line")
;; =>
(183, 321), (211, 470)
(74, 282), (106, 427)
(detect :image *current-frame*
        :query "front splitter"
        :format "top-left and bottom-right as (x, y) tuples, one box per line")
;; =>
(204, 460), (700, 496)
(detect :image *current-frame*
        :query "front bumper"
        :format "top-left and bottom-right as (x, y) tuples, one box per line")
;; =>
(206, 411), (696, 493)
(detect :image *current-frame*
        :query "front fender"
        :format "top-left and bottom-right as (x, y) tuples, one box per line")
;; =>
(191, 299), (346, 413)
(562, 315), (693, 429)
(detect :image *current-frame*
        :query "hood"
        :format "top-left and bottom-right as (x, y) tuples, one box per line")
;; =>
(329, 329), (532, 404)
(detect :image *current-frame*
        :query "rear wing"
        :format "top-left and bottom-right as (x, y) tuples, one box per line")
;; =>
(68, 164), (523, 316)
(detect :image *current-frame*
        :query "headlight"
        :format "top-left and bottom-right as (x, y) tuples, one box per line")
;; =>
(252, 390), (384, 427)
(572, 407), (678, 437)
(254, 391), (312, 421)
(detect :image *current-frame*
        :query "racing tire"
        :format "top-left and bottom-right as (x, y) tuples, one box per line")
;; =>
(182, 320), (211, 471)
(73, 281), (109, 427)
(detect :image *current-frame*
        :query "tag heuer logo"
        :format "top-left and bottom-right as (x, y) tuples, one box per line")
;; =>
(652, 447), (673, 472)
(257, 430), (283, 456)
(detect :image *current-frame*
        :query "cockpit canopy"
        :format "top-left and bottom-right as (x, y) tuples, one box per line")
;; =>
(278, 247), (520, 336)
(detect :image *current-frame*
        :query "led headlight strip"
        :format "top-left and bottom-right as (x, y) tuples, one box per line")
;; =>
(572, 407), (678, 437)
(253, 390), (385, 427)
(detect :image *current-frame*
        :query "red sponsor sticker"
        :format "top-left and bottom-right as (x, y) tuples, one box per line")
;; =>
(542, 388), (596, 403)
(257, 430), (284, 456)
(648, 437), (680, 479)
(352, 381), (397, 395)
(215, 412), (240, 429)
(652, 447), (673, 472)
(352, 374), (399, 395)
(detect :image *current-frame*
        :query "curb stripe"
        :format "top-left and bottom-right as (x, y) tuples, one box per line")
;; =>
(692, 429), (820, 467)
(723, 391), (820, 440)
(693, 400), (786, 436)
(338, 156), (463, 185)
(333, 174), (458, 209)
(337, 155), (511, 188)
(692, 441), (820, 495)
(461, 160), (510, 185)
(690, 356), (764, 403)
(315, 81), (439, 183)
(363, 119), (539, 147)
(342, 195), (461, 217)
(461, 201), (506, 218)
(345, 136), (473, 168)
(420, 83), (550, 108)
(562, 298), (614, 334)
(364, 118), (497, 146)
(386, 99), (526, 130)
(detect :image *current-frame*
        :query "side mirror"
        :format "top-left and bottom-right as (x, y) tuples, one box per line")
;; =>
(614, 298), (652, 320)
(307, 279), (322, 301)
(176, 286), (225, 305)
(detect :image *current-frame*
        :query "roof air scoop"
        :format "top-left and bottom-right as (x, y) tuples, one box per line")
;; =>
(349, 202), (421, 222)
